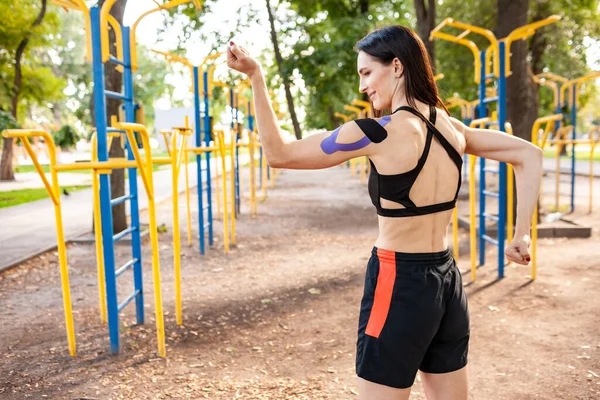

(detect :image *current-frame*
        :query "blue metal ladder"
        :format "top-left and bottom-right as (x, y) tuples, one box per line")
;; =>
(193, 68), (214, 254)
(475, 46), (508, 278)
(90, 7), (144, 354)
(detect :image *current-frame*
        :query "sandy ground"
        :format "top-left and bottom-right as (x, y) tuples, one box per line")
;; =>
(1, 165), (599, 399)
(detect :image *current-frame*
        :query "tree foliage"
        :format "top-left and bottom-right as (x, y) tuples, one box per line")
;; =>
(52, 124), (79, 150)
(0, 0), (65, 116)
(285, 0), (413, 130)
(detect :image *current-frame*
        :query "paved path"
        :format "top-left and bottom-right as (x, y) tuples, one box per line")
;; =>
(542, 157), (599, 177)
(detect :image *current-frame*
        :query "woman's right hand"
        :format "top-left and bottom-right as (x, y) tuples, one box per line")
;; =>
(227, 41), (260, 78)
(505, 234), (531, 265)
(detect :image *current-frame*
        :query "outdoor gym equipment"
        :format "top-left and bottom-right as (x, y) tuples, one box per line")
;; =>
(534, 71), (600, 213)
(41, 0), (203, 356)
(431, 15), (560, 279)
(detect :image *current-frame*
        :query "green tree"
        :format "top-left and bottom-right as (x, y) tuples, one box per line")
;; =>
(0, 0), (64, 181)
(133, 44), (176, 131)
(53, 124), (79, 150)
(266, 0), (303, 139)
(285, 0), (412, 130)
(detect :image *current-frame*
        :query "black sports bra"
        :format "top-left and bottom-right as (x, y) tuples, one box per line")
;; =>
(355, 105), (463, 218)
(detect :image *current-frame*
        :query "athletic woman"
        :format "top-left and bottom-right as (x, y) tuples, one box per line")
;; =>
(226, 25), (542, 400)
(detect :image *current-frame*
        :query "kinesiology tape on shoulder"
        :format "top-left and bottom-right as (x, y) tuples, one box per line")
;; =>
(320, 116), (390, 155)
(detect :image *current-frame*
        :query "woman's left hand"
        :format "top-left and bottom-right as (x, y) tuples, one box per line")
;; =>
(227, 41), (260, 78)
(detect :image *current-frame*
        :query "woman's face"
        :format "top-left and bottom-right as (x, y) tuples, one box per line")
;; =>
(357, 51), (400, 111)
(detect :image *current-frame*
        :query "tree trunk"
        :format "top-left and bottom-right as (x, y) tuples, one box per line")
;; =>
(265, 0), (302, 140)
(414, 0), (436, 67)
(496, 0), (536, 142)
(0, 0), (48, 181)
(95, 0), (128, 233)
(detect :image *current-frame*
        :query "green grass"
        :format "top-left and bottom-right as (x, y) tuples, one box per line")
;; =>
(14, 164), (91, 174)
(543, 148), (600, 162)
(0, 185), (91, 208)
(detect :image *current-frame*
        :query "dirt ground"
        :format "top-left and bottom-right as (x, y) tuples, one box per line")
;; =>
(1, 165), (599, 399)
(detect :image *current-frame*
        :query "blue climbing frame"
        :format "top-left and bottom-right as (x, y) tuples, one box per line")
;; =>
(476, 43), (508, 278)
(90, 6), (144, 354)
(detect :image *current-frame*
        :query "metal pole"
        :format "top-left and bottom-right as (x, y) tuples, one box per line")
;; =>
(122, 26), (144, 324)
(91, 6), (120, 354)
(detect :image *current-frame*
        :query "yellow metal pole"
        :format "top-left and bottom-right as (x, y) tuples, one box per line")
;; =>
(469, 155), (477, 282)
(118, 123), (166, 357)
(184, 142), (192, 245)
(590, 145), (594, 213)
(261, 144), (268, 200)
(170, 130), (182, 325)
(249, 131), (257, 216)
(91, 135), (107, 324)
(216, 130), (229, 253)
(49, 152), (77, 356)
(452, 207), (459, 260)
(4, 130), (77, 356)
(504, 122), (514, 243)
(214, 148), (222, 218)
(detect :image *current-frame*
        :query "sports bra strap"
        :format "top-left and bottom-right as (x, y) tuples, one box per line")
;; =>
(428, 105), (437, 124)
(393, 105), (462, 168)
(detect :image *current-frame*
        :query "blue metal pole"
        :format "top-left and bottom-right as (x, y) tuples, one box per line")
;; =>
(248, 101), (254, 132)
(193, 66), (205, 254)
(203, 71), (214, 246)
(122, 26), (144, 324)
(497, 41), (507, 279)
(570, 85), (577, 212)
(90, 7), (120, 354)
(477, 50), (487, 267)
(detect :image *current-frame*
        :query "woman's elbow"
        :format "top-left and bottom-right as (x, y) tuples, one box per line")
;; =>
(266, 154), (286, 168)
(531, 145), (543, 165)
(520, 145), (543, 169)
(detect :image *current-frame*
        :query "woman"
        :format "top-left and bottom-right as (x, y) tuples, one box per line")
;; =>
(227, 25), (542, 400)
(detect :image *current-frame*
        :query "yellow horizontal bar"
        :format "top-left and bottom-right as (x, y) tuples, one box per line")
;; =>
(535, 72), (568, 84)
(172, 127), (193, 135)
(187, 146), (219, 154)
(334, 112), (352, 119)
(344, 105), (362, 115)
(506, 15), (561, 42)
(446, 19), (497, 45)
(200, 51), (224, 67)
(53, 159), (138, 172)
(153, 158), (172, 165)
(470, 117), (491, 128)
(430, 31), (481, 83)
(351, 99), (371, 108)
(151, 49), (193, 67)
(549, 139), (597, 145)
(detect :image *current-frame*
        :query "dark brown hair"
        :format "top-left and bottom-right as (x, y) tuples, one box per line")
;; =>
(356, 25), (448, 117)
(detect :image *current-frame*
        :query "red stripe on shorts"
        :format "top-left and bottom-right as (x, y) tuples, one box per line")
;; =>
(365, 249), (396, 338)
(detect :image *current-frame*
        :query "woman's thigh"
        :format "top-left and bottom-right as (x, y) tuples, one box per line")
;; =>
(358, 377), (412, 400)
(420, 365), (469, 400)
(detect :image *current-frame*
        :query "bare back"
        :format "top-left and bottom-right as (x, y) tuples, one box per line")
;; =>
(368, 101), (466, 252)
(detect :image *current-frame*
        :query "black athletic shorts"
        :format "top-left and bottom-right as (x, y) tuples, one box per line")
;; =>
(356, 247), (470, 389)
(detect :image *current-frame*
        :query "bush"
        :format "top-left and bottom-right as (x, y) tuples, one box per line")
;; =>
(53, 124), (80, 150)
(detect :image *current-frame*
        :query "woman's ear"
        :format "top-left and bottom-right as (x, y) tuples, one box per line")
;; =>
(394, 58), (403, 78)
